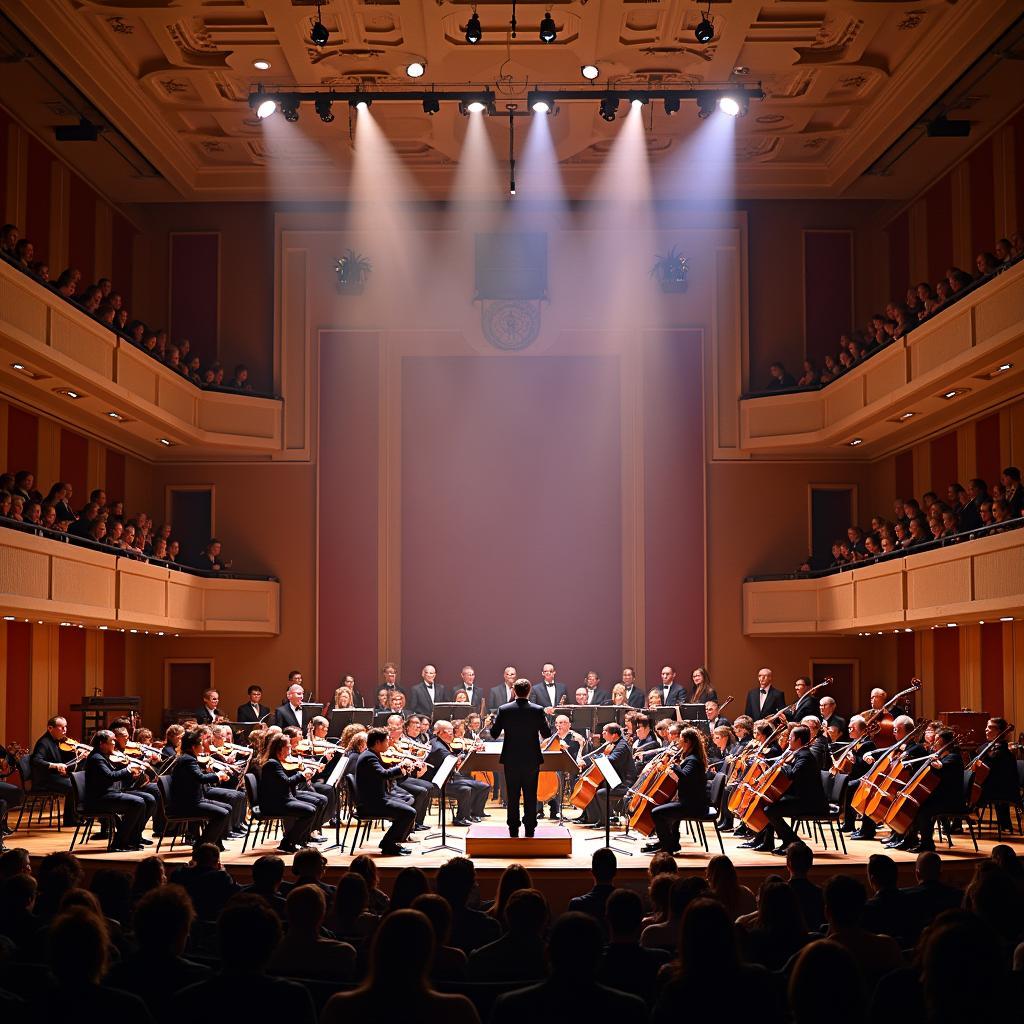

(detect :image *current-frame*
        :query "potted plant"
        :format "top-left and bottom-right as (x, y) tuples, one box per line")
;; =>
(335, 249), (372, 293)
(650, 246), (689, 292)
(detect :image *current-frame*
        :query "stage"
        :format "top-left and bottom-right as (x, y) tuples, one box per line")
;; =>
(10, 807), (1019, 911)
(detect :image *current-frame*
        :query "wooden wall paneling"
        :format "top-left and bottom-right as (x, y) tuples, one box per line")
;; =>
(930, 431), (959, 496)
(968, 139), (996, 260)
(59, 428), (89, 506)
(924, 174), (954, 286)
(974, 413), (1002, 488)
(932, 627), (961, 716)
(6, 405), (38, 479)
(68, 172), (96, 285)
(49, 162), (70, 276)
(979, 621), (1004, 717)
(5, 121), (26, 229)
(30, 623), (59, 739)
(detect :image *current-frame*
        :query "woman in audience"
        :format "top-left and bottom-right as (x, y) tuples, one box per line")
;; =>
(706, 854), (756, 920)
(328, 872), (379, 943)
(348, 854), (390, 915)
(740, 878), (811, 971)
(410, 893), (468, 981)
(797, 359), (817, 387)
(389, 866), (430, 912)
(489, 863), (532, 924)
(789, 940), (864, 1024)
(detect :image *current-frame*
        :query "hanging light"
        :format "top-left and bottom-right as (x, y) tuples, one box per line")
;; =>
(311, 0), (329, 47)
(465, 11), (482, 44)
(581, 64), (600, 80)
(406, 61), (426, 79)
(599, 95), (619, 122)
(539, 11), (557, 43)
(256, 98), (277, 120)
(314, 96), (334, 123)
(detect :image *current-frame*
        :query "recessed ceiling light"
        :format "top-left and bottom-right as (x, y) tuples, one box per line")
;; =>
(3, 615), (15, 621)
(106, 411), (125, 421)
(940, 387), (970, 400)
(733, 66), (750, 76)
(1000, 616), (1014, 622)
(10, 361), (42, 379)
(129, 628), (138, 634)
(54, 387), (81, 399)
(59, 621), (71, 627)
(946, 622), (957, 627)
(11, 362), (25, 371)
(99, 625), (108, 630)
(898, 411), (915, 421)
(157, 438), (176, 447)
(253, 59), (271, 71)
(904, 628), (912, 633)
(848, 437), (863, 446)
(405, 61), (425, 78)
(984, 362), (1014, 379)
(581, 64), (600, 80)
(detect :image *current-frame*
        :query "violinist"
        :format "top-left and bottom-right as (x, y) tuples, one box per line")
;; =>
(632, 714), (659, 759)
(259, 735), (318, 853)
(384, 715), (431, 833)
(355, 727), (417, 856)
(786, 678), (818, 722)
(162, 723), (185, 760)
(281, 727), (332, 840)
(893, 728), (963, 853)
(425, 720), (489, 826)
(733, 715), (754, 750)
(802, 717), (831, 769)
(0, 742), (23, 839)
(112, 724), (161, 832)
(538, 714), (583, 821)
(579, 723), (636, 828)
(708, 725), (739, 775)
(704, 700), (732, 732)
(169, 729), (232, 849)
(841, 716), (877, 840)
(642, 726), (708, 854)
(977, 717), (1018, 831)
(197, 725), (248, 838)
(84, 730), (152, 851)
(29, 715), (80, 826)
(742, 724), (825, 855)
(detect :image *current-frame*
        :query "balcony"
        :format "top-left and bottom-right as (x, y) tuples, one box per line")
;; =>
(0, 258), (283, 459)
(743, 527), (1024, 636)
(0, 523), (279, 635)
(740, 260), (1024, 458)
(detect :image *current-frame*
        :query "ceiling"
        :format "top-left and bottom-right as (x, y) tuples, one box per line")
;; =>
(2, 0), (1024, 202)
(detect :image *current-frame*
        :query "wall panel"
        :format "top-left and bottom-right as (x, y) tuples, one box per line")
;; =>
(980, 621), (1003, 717)
(930, 431), (959, 496)
(925, 173), (954, 286)
(6, 405), (38, 478)
(969, 139), (996, 259)
(57, 626), (86, 724)
(59, 428), (89, 505)
(68, 173), (95, 285)
(5, 621), (32, 746)
(932, 627), (961, 715)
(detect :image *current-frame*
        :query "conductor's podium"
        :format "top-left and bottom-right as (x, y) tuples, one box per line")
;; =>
(464, 823), (573, 857)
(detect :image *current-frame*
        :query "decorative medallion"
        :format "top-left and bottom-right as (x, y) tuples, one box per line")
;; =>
(481, 300), (541, 351)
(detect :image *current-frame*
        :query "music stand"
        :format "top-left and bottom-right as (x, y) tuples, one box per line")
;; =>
(328, 709), (373, 736)
(566, 704), (604, 737)
(300, 702), (327, 722)
(222, 721), (260, 741)
(322, 754), (350, 852)
(584, 755), (633, 856)
(430, 701), (472, 722)
(677, 703), (709, 725)
(424, 754), (463, 854)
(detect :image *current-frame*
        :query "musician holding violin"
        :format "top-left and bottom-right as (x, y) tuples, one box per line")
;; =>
(259, 734), (319, 853)
(836, 715), (877, 839)
(84, 730), (152, 851)
(197, 726), (248, 837)
(30, 715), (83, 826)
(355, 727), (418, 856)
(169, 729), (233, 850)
(425, 720), (489, 826)
(642, 726), (708, 855)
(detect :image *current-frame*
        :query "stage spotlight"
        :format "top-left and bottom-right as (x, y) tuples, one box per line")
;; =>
(465, 11), (482, 44)
(696, 93), (717, 119)
(529, 92), (553, 114)
(311, 0), (328, 46)
(581, 64), (600, 81)
(460, 92), (493, 115)
(695, 16), (714, 44)
(315, 96), (334, 123)
(281, 97), (300, 122)
(350, 98), (371, 111)
(718, 93), (747, 117)
(422, 96), (440, 115)
(629, 94), (648, 110)
(256, 98), (277, 120)
(539, 11), (557, 43)
(664, 95), (680, 115)
(406, 61), (425, 79)
(599, 95), (619, 122)
(465, 100), (486, 114)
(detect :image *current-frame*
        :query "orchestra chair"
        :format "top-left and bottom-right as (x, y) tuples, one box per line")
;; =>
(975, 762), (1024, 839)
(13, 754), (64, 832)
(67, 772), (117, 852)
(677, 771), (728, 855)
(154, 775), (211, 853)
(241, 773), (286, 852)
(786, 772), (849, 854)
(934, 771), (980, 852)
(341, 775), (379, 854)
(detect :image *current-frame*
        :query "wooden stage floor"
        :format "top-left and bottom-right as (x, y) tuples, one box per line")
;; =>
(10, 804), (1021, 907)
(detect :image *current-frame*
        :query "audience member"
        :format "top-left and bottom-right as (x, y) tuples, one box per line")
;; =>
(567, 847), (617, 922)
(434, 856), (500, 954)
(266, 884), (356, 980)
(467, 887), (548, 982)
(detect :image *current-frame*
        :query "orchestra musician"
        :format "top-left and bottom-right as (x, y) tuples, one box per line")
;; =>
(538, 714), (583, 821)
(490, 678), (551, 838)
(743, 668), (787, 720)
(620, 667), (645, 708)
(819, 696), (846, 739)
(334, 673), (367, 708)
(379, 661), (407, 697)
(610, 684), (628, 707)
(237, 685), (271, 723)
(894, 728), (964, 853)
(861, 715), (925, 850)
(579, 722), (636, 828)
(582, 671), (612, 707)
(646, 689), (665, 712)
(275, 677), (309, 729)
(197, 726), (248, 837)
(786, 678), (818, 722)
(707, 724), (739, 775)
(111, 724), (161, 833)
(195, 688), (222, 725)
(977, 717), (1018, 831)
(643, 726), (708, 854)
(704, 700), (732, 731)
(841, 715), (877, 840)
(690, 666), (718, 704)
(802, 716), (831, 768)
(530, 664), (569, 718)
(258, 735), (318, 853)
(489, 666), (519, 712)
(168, 729), (233, 850)
(162, 723), (185, 760)
(29, 715), (80, 826)
(425, 720), (489, 826)
(734, 719), (785, 842)
(355, 727), (417, 856)
(631, 713), (659, 760)
(452, 665), (482, 707)
(84, 730), (152, 851)
(281, 727), (333, 839)
(656, 666), (688, 706)
(407, 664), (449, 717)
(385, 715), (431, 832)
(0, 743), (23, 839)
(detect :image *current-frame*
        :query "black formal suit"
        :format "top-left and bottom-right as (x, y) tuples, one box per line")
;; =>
(580, 736), (637, 825)
(407, 681), (449, 717)
(84, 749), (149, 848)
(622, 685), (645, 709)
(30, 732), (78, 824)
(236, 702), (270, 724)
(530, 681), (570, 714)
(195, 705), (220, 725)
(744, 685), (787, 721)
(490, 698), (551, 835)
(425, 737), (487, 820)
(169, 754), (231, 846)
(762, 745), (825, 848)
(452, 684), (483, 710)
(258, 758), (316, 847)
(901, 880), (963, 941)
(787, 694), (819, 722)
(354, 748), (415, 850)
(706, 714), (733, 731)
(273, 703), (305, 729)
(843, 738), (877, 832)
(655, 682), (689, 706)
(651, 753), (707, 851)
(821, 713), (847, 738)
(633, 734), (660, 758)
(1006, 483), (1024, 516)
(488, 683), (516, 711)
(582, 688), (612, 706)
(959, 496), (983, 531)
(979, 741), (1019, 830)
(53, 499), (76, 522)
(912, 749), (965, 846)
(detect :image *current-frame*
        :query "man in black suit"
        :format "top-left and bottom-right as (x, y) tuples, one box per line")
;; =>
(490, 678), (551, 837)
(787, 677), (818, 722)
(704, 699), (732, 731)
(236, 686), (271, 724)
(580, 723), (636, 827)
(743, 667), (787, 720)
(452, 665), (483, 709)
(84, 730), (150, 851)
(568, 847), (618, 919)
(258, 735), (318, 853)
(195, 689), (221, 725)
(425, 720), (489, 825)
(582, 671), (611, 707)
(530, 663), (569, 719)
(29, 715), (80, 825)
(620, 667), (645, 709)
(655, 665), (688, 706)
(538, 714), (582, 821)
(1002, 466), (1023, 516)
(407, 664), (448, 717)
(379, 661), (407, 697)
(900, 850), (963, 942)
(168, 730), (233, 849)
(756, 725), (825, 854)
(818, 696), (846, 739)
(274, 680), (307, 730)
(354, 728), (416, 855)
(488, 665), (519, 712)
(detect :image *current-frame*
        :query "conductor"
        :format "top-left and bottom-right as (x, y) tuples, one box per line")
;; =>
(489, 678), (551, 838)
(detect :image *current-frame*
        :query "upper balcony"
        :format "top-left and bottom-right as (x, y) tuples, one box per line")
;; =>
(739, 260), (1024, 459)
(0, 258), (283, 460)
(743, 525), (1024, 636)
(0, 520), (279, 636)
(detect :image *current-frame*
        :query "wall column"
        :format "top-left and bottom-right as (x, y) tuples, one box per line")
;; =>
(49, 163), (70, 274)
(917, 632), (935, 720)
(960, 625), (981, 711)
(951, 163), (972, 270)
(4, 123), (27, 228)
(37, 419), (61, 495)
(30, 623), (59, 737)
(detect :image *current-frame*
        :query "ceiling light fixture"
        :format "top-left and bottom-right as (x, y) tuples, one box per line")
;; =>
(281, 97), (300, 122)
(256, 98), (277, 120)
(352, 98), (371, 111)
(664, 95), (680, 115)
(529, 92), (553, 114)
(465, 10), (482, 44)
(581, 64), (599, 81)
(539, 11), (557, 43)
(253, 60), (271, 71)
(311, 0), (329, 47)
(422, 96), (440, 115)
(848, 437), (863, 446)
(157, 438), (176, 447)
(314, 96), (334, 123)
(941, 387), (969, 400)
(599, 95), (619, 122)
(898, 411), (916, 421)
(695, 2), (714, 45)
(1000, 616), (1014, 622)
(106, 411), (125, 421)
(697, 93), (718, 119)
(54, 388), (81, 399)
(406, 61), (425, 79)
(719, 96), (741, 117)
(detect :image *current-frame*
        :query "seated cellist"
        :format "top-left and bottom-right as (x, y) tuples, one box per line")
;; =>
(891, 728), (963, 853)
(642, 727), (708, 855)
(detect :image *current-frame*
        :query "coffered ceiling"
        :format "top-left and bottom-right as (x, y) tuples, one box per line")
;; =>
(2, 0), (1023, 201)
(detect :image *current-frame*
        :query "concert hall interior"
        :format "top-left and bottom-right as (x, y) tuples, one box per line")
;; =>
(2, 1), (1024, 1018)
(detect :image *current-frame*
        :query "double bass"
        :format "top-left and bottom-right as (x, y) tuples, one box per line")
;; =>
(860, 680), (921, 746)
(771, 679), (832, 724)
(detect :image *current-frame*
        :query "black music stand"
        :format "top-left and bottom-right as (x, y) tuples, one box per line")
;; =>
(328, 709), (374, 736)
(322, 754), (350, 852)
(424, 754), (463, 854)
(584, 755), (633, 856)
(677, 703), (709, 725)
(430, 701), (472, 722)
(565, 704), (604, 737)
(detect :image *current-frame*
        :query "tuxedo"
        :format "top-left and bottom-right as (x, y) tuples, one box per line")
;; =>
(821, 713), (847, 738)
(258, 758), (316, 847)
(1006, 483), (1024, 516)
(959, 496), (983, 531)
(489, 683), (517, 710)
(656, 682), (688, 707)
(761, 745), (826, 848)
(453, 685), (482, 709)
(744, 685), (787, 720)
(354, 749), (415, 850)
(529, 681), (569, 713)
(622, 685), (645, 709)
(787, 694), (819, 722)
(168, 753), (231, 846)
(236, 702), (270, 724)
(425, 738), (488, 820)
(195, 705), (220, 725)
(581, 688), (611, 706)
(84, 749), (149, 848)
(407, 681), (449, 717)
(274, 703), (305, 729)
(490, 698), (551, 835)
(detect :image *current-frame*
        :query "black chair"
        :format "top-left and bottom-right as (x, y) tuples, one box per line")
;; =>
(975, 761), (1024, 839)
(67, 772), (116, 852)
(12, 754), (64, 831)
(241, 772), (286, 852)
(934, 770), (980, 852)
(341, 774), (374, 854)
(677, 771), (727, 855)
(154, 774), (209, 852)
(786, 772), (848, 854)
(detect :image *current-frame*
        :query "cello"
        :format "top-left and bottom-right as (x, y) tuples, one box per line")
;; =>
(569, 740), (615, 810)
(737, 744), (799, 833)
(965, 722), (1013, 809)
(625, 747), (677, 836)
(727, 720), (788, 818)
(860, 680), (921, 746)
(882, 739), (956, 836)
(851, 720), (927, 824)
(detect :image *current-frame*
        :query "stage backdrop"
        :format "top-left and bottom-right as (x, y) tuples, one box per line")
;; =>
(318, 329), (704, 698)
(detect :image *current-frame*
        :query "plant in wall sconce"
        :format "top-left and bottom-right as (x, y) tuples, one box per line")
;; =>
(334, 249), (372, 293)
(650, 246), (689, 292)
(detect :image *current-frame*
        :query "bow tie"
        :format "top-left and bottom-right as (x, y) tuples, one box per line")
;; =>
(760, 690), (768, 695)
